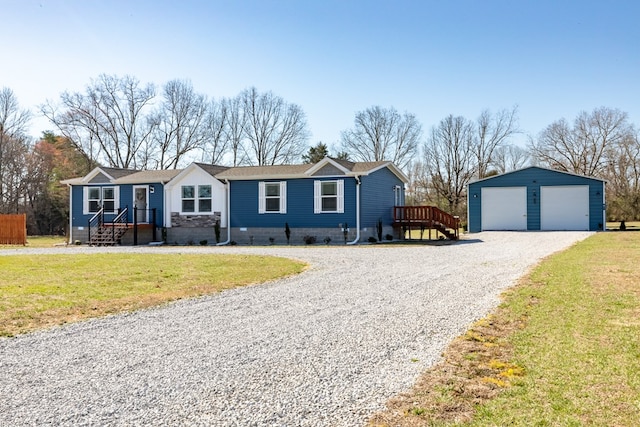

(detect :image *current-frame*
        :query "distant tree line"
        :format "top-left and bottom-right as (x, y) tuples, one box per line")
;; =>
(1, 75), (639, 235)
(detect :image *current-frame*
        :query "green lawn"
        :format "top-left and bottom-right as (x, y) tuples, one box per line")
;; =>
(0, 253), (306, 337)
(371, 231), (640, 426)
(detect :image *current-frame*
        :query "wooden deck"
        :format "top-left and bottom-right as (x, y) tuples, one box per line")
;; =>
(392, 206), (460, 240)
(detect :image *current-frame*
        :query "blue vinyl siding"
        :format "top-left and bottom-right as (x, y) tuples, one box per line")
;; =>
(360, 168), (405, 228)
(468, 167), (605, 232)
(230, 178), (357, 228)
(70, 183), (166, 227)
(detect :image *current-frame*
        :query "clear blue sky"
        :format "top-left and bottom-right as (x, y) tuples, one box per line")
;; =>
(3, 0), (639, 151)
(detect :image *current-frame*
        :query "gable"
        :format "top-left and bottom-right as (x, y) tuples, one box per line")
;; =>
(88, 172), (113, 184)
(310, 163), (346, 176)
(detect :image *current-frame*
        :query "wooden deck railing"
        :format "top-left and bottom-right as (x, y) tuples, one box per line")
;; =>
(393, 206), (460, 239)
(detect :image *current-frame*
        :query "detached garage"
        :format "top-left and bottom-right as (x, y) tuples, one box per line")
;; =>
(467, 166), (605, 232)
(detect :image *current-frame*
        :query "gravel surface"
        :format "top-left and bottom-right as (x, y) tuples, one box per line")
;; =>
(0, 231), (592, 426)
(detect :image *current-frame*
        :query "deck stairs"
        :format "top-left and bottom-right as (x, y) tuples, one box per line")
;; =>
(393, 206), (461, 240)
(88, 207), (129, 246)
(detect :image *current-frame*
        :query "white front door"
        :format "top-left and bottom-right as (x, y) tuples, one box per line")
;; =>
(481, 187), (527, 231)
(541, 185), (589, 230)
(134, 186), (148, 223)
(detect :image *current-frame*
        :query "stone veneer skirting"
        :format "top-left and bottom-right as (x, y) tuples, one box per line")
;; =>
(170, 212), (221, 228)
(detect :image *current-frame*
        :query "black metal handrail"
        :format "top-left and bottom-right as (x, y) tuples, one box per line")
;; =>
(88, 207), (105, 244)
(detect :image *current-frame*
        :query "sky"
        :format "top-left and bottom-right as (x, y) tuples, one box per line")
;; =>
(3, 0), (640, 152)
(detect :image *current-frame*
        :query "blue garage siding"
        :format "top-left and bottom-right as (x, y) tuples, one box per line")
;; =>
(360, 168), (404, 229)
(468, 167), (605, 232)
(229, 178), (357, 228)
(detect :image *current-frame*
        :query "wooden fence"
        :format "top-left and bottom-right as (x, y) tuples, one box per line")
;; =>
(0, 214), (27, 245)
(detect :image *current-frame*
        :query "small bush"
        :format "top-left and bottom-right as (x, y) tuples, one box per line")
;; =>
(385, 233), (393, 241)
(268, 237), (275, 245)
(303, 235), (317, 245)
(323, 236), (331, 245)
(368, 236), (377, 243)
(199, 239), (208, 246)
(229, 240), (237, 246)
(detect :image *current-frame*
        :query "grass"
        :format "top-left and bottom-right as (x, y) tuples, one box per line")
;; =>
(0, 235), (68, 248)
(370, 231), (640, 426)
(0, 253), (306, 337)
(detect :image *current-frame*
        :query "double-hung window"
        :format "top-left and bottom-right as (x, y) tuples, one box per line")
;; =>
(181, 185), (212, 213)
(198, 185), (212, 212)
(84, 186), (118, 214)
(259, 181), (287, 214)
(314, 180), (344, 213)
(182, 186), (195, 213)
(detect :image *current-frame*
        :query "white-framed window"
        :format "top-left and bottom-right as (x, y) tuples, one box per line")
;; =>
(83, 186), (119, 214)
(198, 185), (212, 212)
(182, 185), (195, 213)
(314, 180), (344, 213)
(259, 181), (287, 214)
(182, 185), (213, 213)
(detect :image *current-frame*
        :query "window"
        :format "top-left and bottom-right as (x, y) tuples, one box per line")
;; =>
(182, 185), (213, 213)
(314, 180), (344, 213)
(182, 186), (195, 212)
(259, 181), (287, 214)
(198, 185), (212, 212)
(84, 186), (118, 214)
(87, 187), (101, 213)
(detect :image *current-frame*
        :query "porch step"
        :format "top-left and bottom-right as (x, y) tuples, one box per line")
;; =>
(89, 225), (128, 246)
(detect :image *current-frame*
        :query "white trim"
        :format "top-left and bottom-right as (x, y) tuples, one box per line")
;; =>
(305, 157), (351, 176)
(258, 181), (266, 213)
(279, 181), (287, 214)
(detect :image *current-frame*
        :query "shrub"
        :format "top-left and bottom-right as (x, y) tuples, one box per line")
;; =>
(385, 233), (393, 241)
(303, 235), (317, 245)
(368, 236), (377, 243)
(199, 239), (208, 246)
(285, 223), (291, 244)
(323, 236), (331, 245)
(214, 220), (221, 243)
(269, 237), (275, 245)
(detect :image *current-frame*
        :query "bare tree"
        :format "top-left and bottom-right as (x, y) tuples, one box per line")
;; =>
(239, 87), (309, 165)
(529, 107), (631, 176)
(423, 115), (475, 215)
(604, 130), (640, 220)
(0, 88), (31, 212)
(151, 79), (208, 169)
(42, 74), (157, 169)
(222, 96), (248, 166)
(201, 98), (229, 165)
(491, 144), (530, 174)
(475, 107), (519, 178)
(340, 106), (421, 170)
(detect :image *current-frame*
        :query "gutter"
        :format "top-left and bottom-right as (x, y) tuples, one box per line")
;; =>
(217, 179), (231, 245)
(346, 176), (361, 245)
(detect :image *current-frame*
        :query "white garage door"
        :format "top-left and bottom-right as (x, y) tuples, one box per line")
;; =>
(541, 186), (589, 230)
(481, 187), (527, 230)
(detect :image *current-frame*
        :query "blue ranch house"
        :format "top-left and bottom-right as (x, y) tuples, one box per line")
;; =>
(62, 157), (461, 245)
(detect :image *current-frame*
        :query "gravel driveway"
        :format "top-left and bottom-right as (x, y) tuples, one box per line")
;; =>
(0, 231), (592, 426)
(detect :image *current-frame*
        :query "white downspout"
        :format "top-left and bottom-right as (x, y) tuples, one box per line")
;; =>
(217, 179), (231, 245)
(347, 176), (361, 245)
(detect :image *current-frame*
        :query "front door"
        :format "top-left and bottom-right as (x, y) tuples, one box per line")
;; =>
(134, 186), (148, 223)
